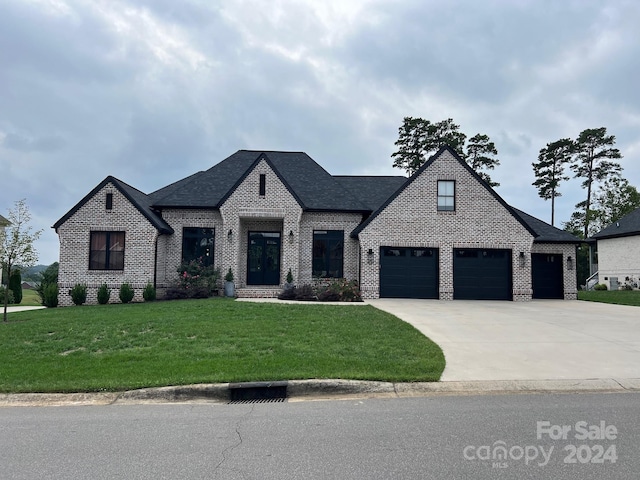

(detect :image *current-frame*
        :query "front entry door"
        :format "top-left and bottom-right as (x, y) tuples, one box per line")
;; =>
(247, 232), (281, 285)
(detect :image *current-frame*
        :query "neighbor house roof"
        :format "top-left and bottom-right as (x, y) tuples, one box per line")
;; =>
(53, 176), (173, 234)
(152, 150), (371, 212)
(351, 146), (540, 239)
(0, 214), (10, 226)
(591, 206), (640, 240)
(511, 208), (580, 244)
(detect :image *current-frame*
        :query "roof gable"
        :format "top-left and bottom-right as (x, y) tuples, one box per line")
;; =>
(53, 176), (173, 234)
(152, 150), (370, 212)
(592, 206), (640, 240)
(352, 146), (537, 238)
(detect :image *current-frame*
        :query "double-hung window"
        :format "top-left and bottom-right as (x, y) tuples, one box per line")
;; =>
(182, 228), (215, 266)
(89, 231), (125, 270)
(313, 230), (344, 278)
(437, 180), (455, 211)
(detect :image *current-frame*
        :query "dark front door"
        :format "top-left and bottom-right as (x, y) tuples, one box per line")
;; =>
(247, 232), (281, 285)
(532, 253), (564, 299)
(379, 247), (439, 299)
(453, 248), (512, 300)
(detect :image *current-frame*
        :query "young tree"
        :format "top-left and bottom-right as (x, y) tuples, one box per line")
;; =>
(571, 127), (622, 238)
(466, 134), (500, 187)
(1, 200), (43, 322)
(532, 138), (574, 225)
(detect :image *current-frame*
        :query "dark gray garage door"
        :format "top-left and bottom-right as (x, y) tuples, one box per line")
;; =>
(532, 253), (564, 299)
(380, 247), (439, 299)
(453, 248), (512, 300)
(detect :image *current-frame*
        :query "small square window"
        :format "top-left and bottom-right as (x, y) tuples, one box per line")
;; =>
(437, 180), (455, 211)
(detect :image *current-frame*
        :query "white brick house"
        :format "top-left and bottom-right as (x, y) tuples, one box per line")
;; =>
(53, 147), (579, 305)
(591, 207), (640, 290)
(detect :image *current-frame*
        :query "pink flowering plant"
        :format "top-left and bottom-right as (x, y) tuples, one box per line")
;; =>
(166, 258), (221, 299)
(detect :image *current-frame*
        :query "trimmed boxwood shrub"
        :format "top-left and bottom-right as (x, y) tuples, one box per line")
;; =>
(43, 283), (58, 308)
(119, 283), (135, 304)
(69, 283), (87, 306)
(143, 282), (156, 302)
(97, 283), (111, 305)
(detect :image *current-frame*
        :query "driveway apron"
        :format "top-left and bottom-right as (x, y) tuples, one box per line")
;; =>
(368, 299), (640, 381)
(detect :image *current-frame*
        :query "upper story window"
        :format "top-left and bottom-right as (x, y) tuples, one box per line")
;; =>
(313, 230), (344, 278)
(182, 227), (215, 266)
(106, 193), (113, 210)
(259, 174), (266, 196)
(437, 180), (455, 211)
(89, 231), (125, 270)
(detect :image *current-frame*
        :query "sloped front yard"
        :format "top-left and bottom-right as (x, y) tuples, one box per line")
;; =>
(0, 298), (445, 393)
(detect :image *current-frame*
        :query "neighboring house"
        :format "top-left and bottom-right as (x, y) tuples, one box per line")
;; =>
(53, 147), (579, 306)
(591, 207), (640, 290)
(0, 214), (10, 286)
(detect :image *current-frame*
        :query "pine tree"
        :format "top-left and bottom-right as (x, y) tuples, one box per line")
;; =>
(532, 138), (574, 225)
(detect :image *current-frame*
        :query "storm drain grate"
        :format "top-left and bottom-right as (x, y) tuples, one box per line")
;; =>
(228, 381), (288, 404)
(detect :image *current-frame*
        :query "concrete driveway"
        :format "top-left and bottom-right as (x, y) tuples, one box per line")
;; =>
(368, 299), (640, 382)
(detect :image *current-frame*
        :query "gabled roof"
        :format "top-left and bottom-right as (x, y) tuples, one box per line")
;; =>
(351, 146), (538, 238)
(334, 176), (408, 211)
(0, 214), (10, 227)
(511, 209), (580, 244)
(152, 150), (370, 212)
(592, 206), (640, 240)
(53, 176), (173, 234)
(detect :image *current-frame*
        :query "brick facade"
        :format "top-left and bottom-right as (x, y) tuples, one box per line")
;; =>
(596, 236), (640, 290)
(55, 149), (578, 305)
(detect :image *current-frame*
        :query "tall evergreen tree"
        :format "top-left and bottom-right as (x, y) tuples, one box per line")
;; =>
(532, 138), (574, 226)
(571, 127), (622, 238)
(466, 134), (500, 187)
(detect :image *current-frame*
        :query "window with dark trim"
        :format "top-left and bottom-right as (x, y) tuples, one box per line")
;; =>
(89, 231), (125, 270)
(106, 193), (113, 210)
(313, 230), (344, 278)
(437, 180), (455, 211)
(259, 174), (266, 196)
(182, 227), (215, 266)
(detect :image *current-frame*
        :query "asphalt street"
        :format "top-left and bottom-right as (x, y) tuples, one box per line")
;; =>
(1, 392), (638, 479)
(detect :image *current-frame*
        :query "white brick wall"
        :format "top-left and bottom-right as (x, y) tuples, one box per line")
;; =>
(357, 150), (535, 300)
(597, 236), (640, 290)
(56, 183), (158, 306)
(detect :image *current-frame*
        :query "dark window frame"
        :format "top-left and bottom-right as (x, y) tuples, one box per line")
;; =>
(312, 230), (344, 278)
(89, 231), (125, 270)
(181, 227), (215, 266)
(259, 174), (266, 196)
(106, 193), (113, 210)
(437, 180), (456, 211)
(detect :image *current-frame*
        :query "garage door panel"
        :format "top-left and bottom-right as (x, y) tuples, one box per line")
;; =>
(532, 253), (564, 299)
(380, 247), (439, 299)
(453, 248), (512, 300)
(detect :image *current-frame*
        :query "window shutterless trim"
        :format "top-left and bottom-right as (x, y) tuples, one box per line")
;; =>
(88, 231), (125, 270)
(437, 180), (456, 211)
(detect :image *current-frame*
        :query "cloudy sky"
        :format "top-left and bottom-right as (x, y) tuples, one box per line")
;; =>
(2, 0), (639, 265)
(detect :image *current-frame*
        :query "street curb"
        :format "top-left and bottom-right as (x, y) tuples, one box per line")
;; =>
(1, 378), (639, 407)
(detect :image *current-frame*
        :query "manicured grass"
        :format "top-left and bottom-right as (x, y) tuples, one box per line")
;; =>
(578, 290), (640, 306)
(0, 299), (445, 393)
(15, 289), (41, 307)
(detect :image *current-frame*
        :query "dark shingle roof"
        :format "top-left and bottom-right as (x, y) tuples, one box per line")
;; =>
(511, 208), (580, 243)
(592, 207), (640, 239)
(334, 176), (408, 211)
(0, 214), (10, 226)
(53, 176), (173, 234)
(152, 150), (370, 212)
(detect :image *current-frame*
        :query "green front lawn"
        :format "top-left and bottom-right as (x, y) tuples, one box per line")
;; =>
(0, 299), (445, 393)
(578, 290), (640, 306)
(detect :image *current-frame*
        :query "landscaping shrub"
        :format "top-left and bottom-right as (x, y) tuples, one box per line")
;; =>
(69, 283), (87, 306)
(119, 283), (135, 304)
(278, 286), (298, 300)
(317, 279), (363, 302)
(37, 262), (58, 306)
(294, 284), (317, 301)
(9, 270), (22, 304)
(0, 286), (15, 305)
(594, 283), (608, 291)
(166, 258), (220, 300)
(97, 283), (111, 305)
(143, 282), (156, 302)
(42, 283), (58, 308)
